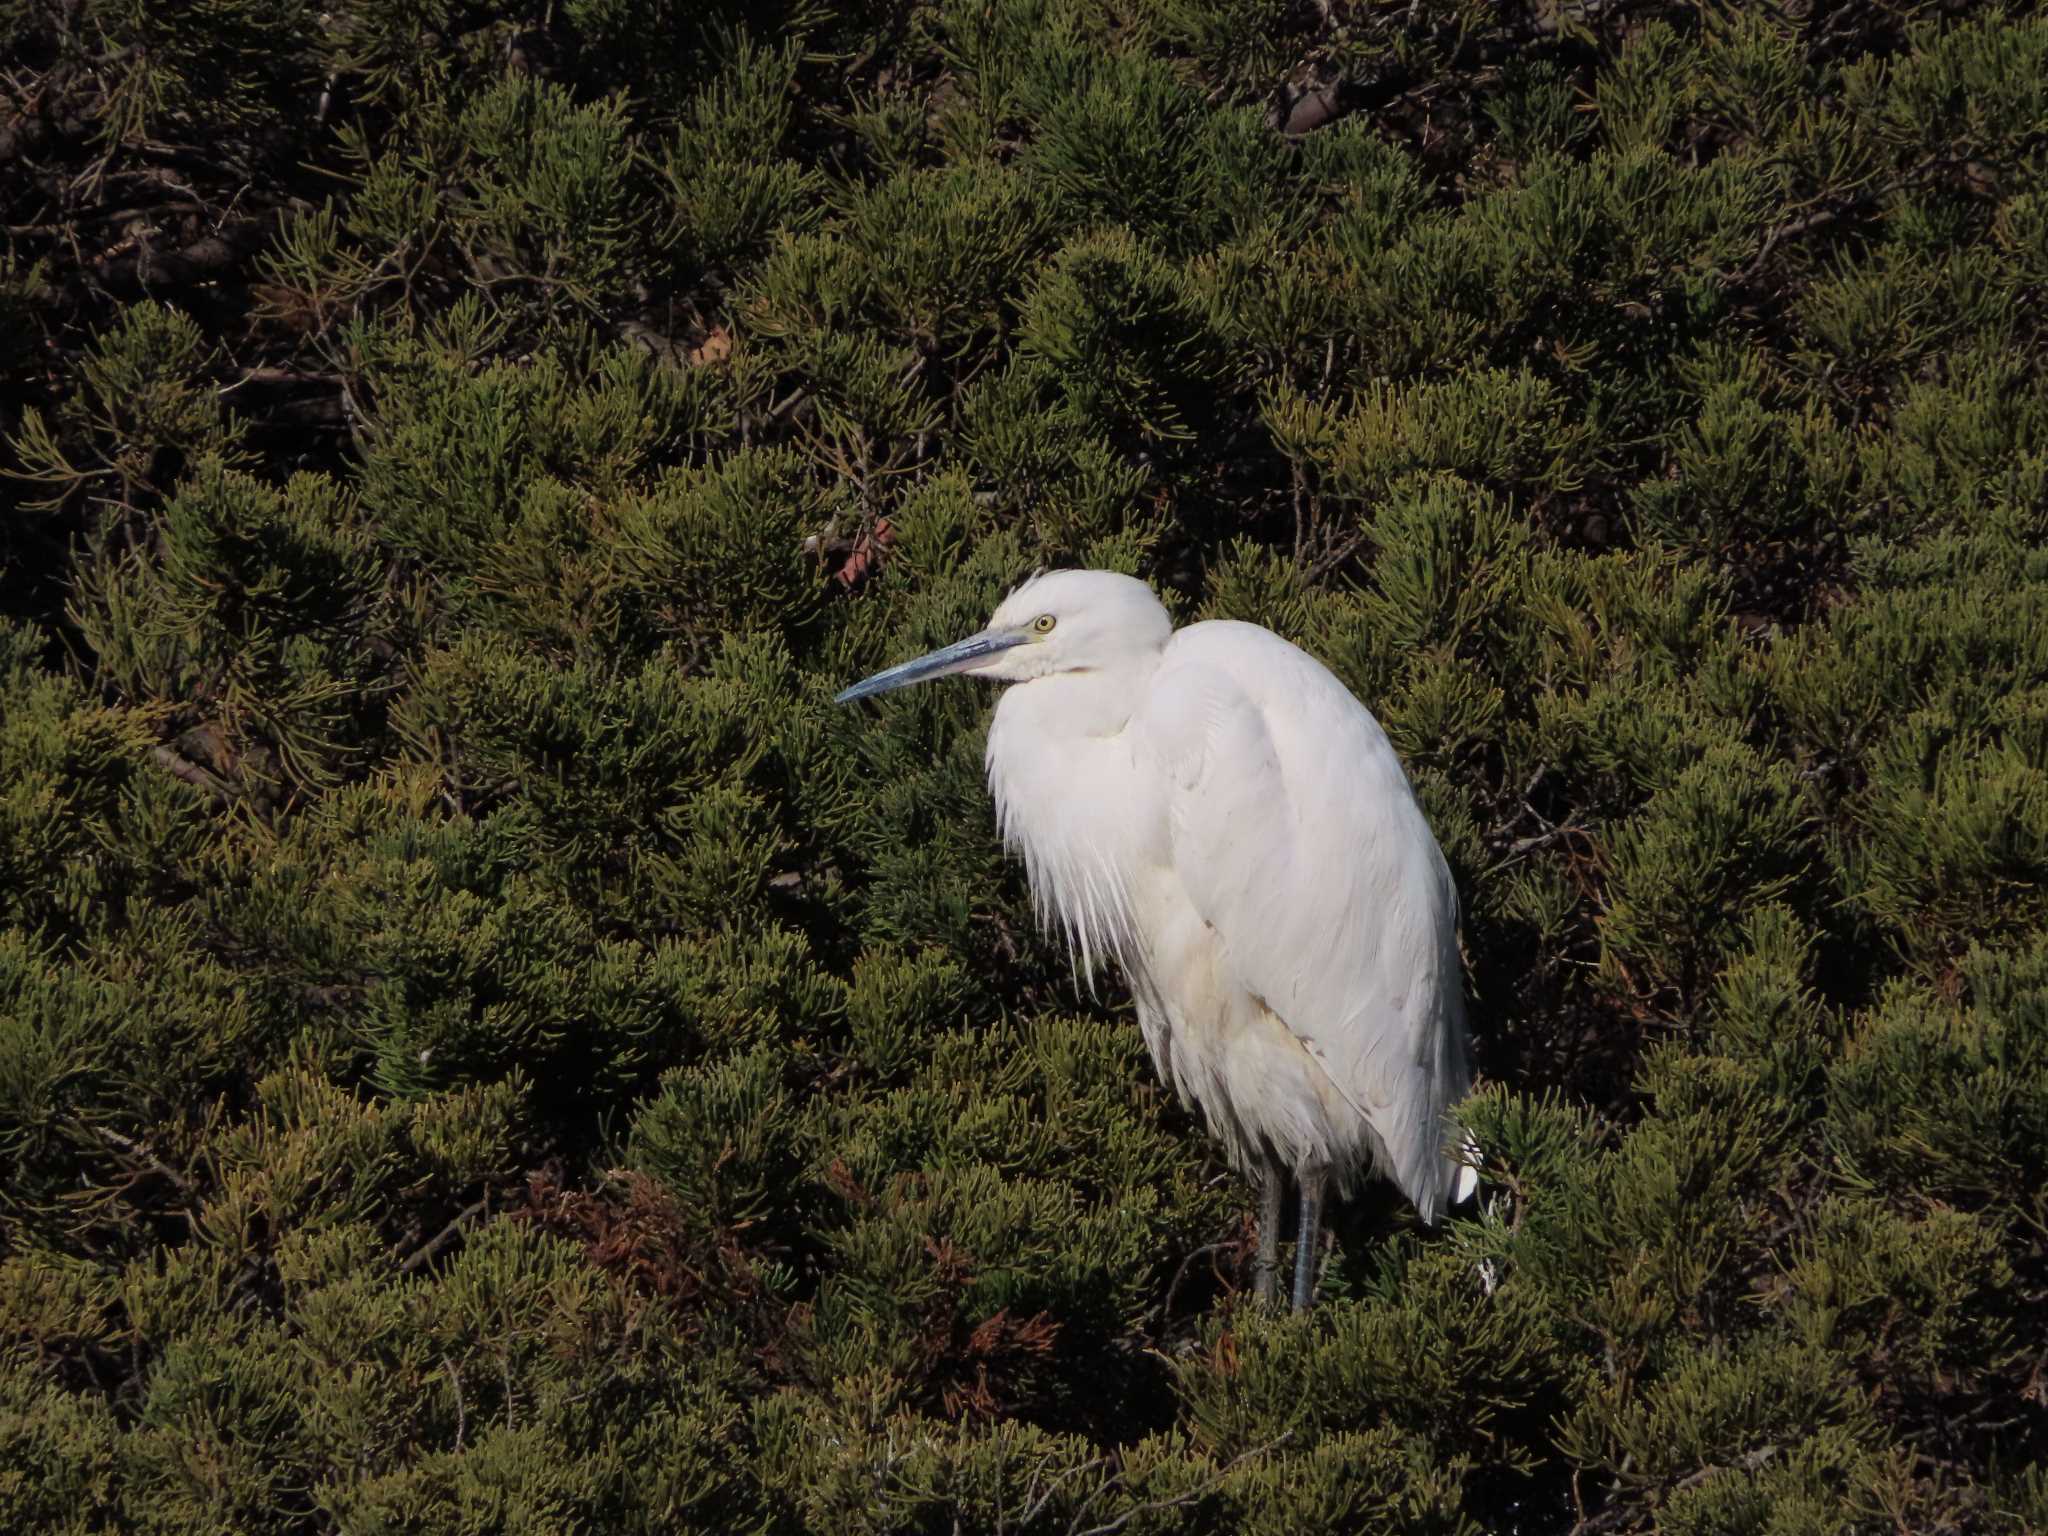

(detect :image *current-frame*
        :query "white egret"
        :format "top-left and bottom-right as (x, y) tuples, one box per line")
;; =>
(837, 570), (1475, 1309)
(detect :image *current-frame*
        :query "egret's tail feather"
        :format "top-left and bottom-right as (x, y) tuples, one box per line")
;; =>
(1452, 1131), (1481, 1206)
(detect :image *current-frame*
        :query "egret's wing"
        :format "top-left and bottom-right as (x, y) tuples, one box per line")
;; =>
(1136, 622), (1473, 1218)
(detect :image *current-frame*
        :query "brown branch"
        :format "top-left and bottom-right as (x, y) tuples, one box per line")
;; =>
(1279, 0), (1657, 139)
(398, 1197), (489, 1273)
(3, 198), (205, 237)
(91, 213), (281, 297)
(1568, 1445), (1781, 1536)
(1066, 1434), (1293, 1536)
(1016, 1454), (1111, 1529)
(221, 366), (344, 388)
(1301, 525), (1369, 585)
(1738, 149), (2039, 280)
(150, 744), (234, 805)
(252, 393), (351, 429)
(614, 318), (689, 365)
(1746, 205), (1844, 273)
(0, 108), (95, 165)
(91, 1124), (199, 1202)
(1159, 1239), (1235, 1333)
(1507, 815), (1589, 857)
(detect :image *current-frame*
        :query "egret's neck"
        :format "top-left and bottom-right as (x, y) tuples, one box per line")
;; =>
(996, 655), (1158, 740)
(983, 653), (1163, 979)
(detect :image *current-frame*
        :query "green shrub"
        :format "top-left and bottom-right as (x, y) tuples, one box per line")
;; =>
(2, 1), (2043, 1530)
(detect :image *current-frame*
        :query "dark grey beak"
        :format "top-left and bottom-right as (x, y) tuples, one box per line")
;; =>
(834, 629), (1026, 704)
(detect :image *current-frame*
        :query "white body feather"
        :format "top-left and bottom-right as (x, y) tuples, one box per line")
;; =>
(983, 593), (1472, 1221)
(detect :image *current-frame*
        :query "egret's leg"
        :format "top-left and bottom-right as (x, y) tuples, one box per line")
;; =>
(1291, 1169), (1327, 1312)
(1254, 1162), (1285, 1306)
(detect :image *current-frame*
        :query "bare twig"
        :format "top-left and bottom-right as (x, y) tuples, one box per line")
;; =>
(1160, 1240), (1235, 1333)
(444, 1358), (467, 1451)
(150, 745), (234, 806)
(219, 366), (344, 391)
(91, 213), (282, 297)
(1739, 151), (2035, 280)
(1016, 1454), (1110, 1528)
(1280, 0), (1655, 139)
(1507, 816), (1588, 857)
(91, 1124), (198, 1201)
(398, 1197), (489, 1273)
(1066, 1434), (1292, 1536)
(1301, 526), (1369, 586)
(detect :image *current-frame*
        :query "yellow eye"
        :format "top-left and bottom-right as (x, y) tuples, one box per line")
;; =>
(1031, 613), (1057, 635)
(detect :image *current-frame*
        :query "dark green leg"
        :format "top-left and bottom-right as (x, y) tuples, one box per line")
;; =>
(1292, 1169), (1326, 1312)
(1255, 1160), (1285, 1305)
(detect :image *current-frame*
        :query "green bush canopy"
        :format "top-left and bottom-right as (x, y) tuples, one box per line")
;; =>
(3, 0), (2045, 1530)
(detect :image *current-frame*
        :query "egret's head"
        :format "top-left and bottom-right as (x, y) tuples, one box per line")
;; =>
(835, 569), (1172, 704)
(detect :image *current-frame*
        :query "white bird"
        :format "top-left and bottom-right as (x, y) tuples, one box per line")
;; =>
(837, 570), (1476, 1309)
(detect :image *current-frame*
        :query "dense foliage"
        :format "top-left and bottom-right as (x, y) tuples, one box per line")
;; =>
(3, 0), (2045, 1530)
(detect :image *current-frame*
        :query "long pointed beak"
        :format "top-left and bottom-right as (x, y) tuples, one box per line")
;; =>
(834, 629), (1026, 704)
